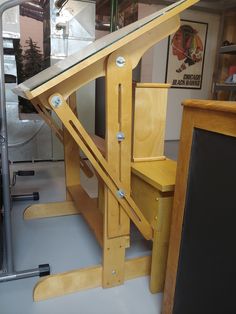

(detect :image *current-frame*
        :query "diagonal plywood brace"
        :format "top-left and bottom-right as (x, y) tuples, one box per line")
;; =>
(46, 94), (153, 241)
(32, 97), (93, 179)
(33, 99), (63, 142)
(63, 93), (81, 201)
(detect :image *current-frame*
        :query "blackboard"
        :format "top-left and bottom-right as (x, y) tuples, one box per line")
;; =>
(173, 128), (236, 314)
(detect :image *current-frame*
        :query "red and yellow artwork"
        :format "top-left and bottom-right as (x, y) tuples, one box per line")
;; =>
(166, 20), (208, 89)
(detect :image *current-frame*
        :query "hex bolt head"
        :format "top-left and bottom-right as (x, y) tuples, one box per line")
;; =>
(51, 95), (63, 108)
(116, 132), (125, 142)
(117, 189), (125, 199)
(116, 56), (126, 68)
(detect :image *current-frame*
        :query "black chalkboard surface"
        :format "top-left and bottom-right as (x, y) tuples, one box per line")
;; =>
(173, 128), (236, 314)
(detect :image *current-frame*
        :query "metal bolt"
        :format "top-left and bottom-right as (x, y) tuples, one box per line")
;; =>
(116, 132), (125, 142)
(117, 189), (125, 199)
(51, 95), (63, 108)
(116, 56), (126, 68)
(112, 270), (116, 275)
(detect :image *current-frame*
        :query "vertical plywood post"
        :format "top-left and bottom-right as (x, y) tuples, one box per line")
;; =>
(102, 52), (132, 287)
(150, 197), (173, 293)
(103, 185), (127, 287)
(105, 53), (132, 238)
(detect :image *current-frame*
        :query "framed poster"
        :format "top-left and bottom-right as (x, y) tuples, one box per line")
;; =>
(165, 20), (208, 89)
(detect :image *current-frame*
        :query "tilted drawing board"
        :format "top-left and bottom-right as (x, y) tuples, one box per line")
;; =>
(13, 0), (198, 301)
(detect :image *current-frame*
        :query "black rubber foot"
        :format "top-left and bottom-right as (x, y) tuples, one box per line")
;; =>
(33, 192), (40, 201)
(39, 264), (50, 277)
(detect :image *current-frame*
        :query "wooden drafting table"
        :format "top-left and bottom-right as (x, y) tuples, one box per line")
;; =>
(13, 0), (198, 301)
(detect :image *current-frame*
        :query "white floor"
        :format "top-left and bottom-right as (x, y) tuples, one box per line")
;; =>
(0, 161), (162, 314)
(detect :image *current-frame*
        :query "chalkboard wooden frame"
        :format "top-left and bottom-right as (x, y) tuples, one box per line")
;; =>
(162, 99), (236, 314)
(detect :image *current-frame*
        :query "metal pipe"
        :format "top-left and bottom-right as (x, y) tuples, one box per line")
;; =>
(0, 264), (50, 282)
(12, 192), (39, 202)
(0, 0), (31, 273)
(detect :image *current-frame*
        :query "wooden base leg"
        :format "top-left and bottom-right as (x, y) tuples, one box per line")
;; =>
(149, 198), (173, 293)
(33, 256), (151, 301)
(150, 230), (167, 293)
(102, 237), (126, 288)
(24, 201), (80, 220)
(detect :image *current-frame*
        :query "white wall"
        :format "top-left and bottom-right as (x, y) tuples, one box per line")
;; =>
(139, 4), (221, 140)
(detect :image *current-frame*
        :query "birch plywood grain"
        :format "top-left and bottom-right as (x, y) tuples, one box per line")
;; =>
(131, 159), (176, 192)
(11, 0), (199, 302)
(131, 159), (176, 294)
(33, 256), (151, 301)
(24, 201), (79, 220)
(133, 84), (170, 161)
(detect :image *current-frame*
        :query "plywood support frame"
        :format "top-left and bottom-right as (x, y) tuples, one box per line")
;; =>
(47, 94), (153, 241)
(24, 201), (80, 220)
(150, 197), (173, 293)
(105, 52), (131, 238)
(63, 93), (81, 201)
(33, 97), (94, 179)
(13, 0), (199, 300)
(101, 52), (133, 287)
(33, 255), (151, 301)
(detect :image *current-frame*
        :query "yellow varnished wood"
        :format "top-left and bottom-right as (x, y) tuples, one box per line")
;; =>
(33, 255), (151, 301)
(162, 99), (236, 314)
(11, 0), (199, 301)
(14, 0), (199, 101)
(33, 99), (63, 142)
(183, 99), (236, 113)
(150, 196), (173, 293)
(34, 95), (93, 179)
(131, 159), (177, 192)
(25, 14), (180, 110)
(69, 93), (94, 178)
(102, 52), (133, 287)
(34, 265), (102, 301)
(131, 159), (176, 294)
(133, 156), (166, 162)
(136, 83), (171, 89)
(16, 9), (188, 100)
(131, 175), (161, 228)
(24, 201), (79, 220)
(90, 134), (106, 157)
(64, 94), (81, 201)
(105, 52), (131, 238)
(48, 95), (153, 241)
(102, 236), (126, 288)
(124, 255), (151, 280)
(133, 85), (169, 161)
(131, 161), (175, 294)
(67, 184), (102, 246)
(67, 185), (130, 249)
(79, 159), (94, 179)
